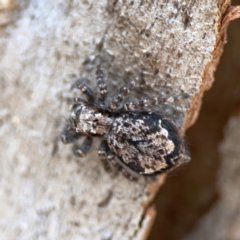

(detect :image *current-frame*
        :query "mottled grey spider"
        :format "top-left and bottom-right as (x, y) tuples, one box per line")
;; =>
(61, 65), (189, 180)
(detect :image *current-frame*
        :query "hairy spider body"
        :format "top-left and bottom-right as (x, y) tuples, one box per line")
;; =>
(107, 112), (184, 175)
(61, 65), (189, 180)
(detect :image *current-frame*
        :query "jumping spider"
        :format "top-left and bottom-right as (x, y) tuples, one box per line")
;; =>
(61, 65), (189, 180)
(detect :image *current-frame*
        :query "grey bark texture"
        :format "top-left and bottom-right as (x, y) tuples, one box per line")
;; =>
(0, 0), (234, 239)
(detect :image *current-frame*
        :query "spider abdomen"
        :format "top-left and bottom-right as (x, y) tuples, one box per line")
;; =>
(107, 112), (185, 175)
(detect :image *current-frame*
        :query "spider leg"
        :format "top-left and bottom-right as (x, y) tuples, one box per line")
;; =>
(72, 136), (93, 157)
(107, 79), (136, 112)
(73, 97), (89, 105)
(96, 64), (108, 102)
(60, 121), (81, 144)
(106, 151), (138, 181)
(74, 79), (95, 103)
(123, 96), (174, 111)
(98, 140), (111, 172)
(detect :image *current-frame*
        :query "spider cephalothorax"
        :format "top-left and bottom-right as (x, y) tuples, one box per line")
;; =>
(61, 65), (189, 180)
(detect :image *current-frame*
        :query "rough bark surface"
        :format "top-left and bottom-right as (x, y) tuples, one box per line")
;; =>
(0, 0), (234, 239)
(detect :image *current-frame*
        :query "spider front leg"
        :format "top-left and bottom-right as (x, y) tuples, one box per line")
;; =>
(123, 96), (174, 111)
(96, 64), (108, 102)
(61, 126), (80, 144)
(107, 79), (136, 112)
(72, 136), (93, 157)
(73, 79), (95, 103)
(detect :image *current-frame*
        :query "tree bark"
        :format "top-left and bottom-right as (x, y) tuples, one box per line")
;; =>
(0, 0), (237, 239)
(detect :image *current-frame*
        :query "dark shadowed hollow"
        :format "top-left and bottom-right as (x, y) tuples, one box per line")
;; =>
(148, 2), (240, 240)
